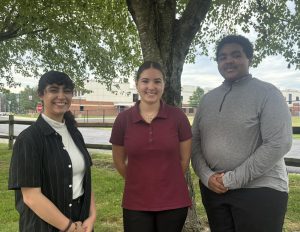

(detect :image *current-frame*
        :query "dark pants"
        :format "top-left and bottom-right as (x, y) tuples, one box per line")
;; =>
(70, 195), (84, 221)
(123, 207), (188, 232)
(200, 182), (288, 232)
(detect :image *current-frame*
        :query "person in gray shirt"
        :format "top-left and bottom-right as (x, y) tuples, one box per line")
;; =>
(191, 35), (292, 232)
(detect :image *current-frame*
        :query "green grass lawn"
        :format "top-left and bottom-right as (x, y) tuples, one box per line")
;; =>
(1, 144), (300, 231)
(294, 134), (300, 139)
(292, 117), (300, 139)
(293, 117), (300, 127)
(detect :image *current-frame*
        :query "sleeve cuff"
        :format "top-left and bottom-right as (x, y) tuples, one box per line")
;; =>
(223, 171), (239, 189)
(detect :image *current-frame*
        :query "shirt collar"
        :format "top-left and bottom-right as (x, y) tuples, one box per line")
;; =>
(41, 113), (66, 130)
(223, 74), (252, 86)
(131, 100), (168, 123)
(36, 114), (57, 136)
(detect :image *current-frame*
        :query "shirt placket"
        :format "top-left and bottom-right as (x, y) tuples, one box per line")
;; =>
(148, 124), (153, 144)
(56, 132), (73, 210)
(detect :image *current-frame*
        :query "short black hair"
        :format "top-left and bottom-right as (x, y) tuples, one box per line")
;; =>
(38, 70), (74, 96)
(136, 61), (165, 82)
(216, 35), (254, 60)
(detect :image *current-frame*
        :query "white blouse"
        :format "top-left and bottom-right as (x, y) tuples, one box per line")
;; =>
(42, 114), (85, 199)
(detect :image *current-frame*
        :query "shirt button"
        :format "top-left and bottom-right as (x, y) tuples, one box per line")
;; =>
(68, 164), (72, 168)
(69, 203), (72, 207)
(63, 147), (66, 150)
(69, 185), (72, 188)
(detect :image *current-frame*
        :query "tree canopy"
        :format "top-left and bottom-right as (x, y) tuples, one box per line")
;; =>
(195, 0), (299, 67)
(0, 0), (299, 95)
(0, 0), (141, 91)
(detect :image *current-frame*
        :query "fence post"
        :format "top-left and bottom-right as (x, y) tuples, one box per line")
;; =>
(8, 114), (14, 150)
(103, 109), (105, 123)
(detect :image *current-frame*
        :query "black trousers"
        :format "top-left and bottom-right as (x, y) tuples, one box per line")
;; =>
(70, 195), (84, 221)
(123, 207), (189, 232)
(200, 182), (288, 232)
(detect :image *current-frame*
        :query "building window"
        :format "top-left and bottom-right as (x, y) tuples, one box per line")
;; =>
(74, 90), (83, 97)
(296, 96), (299, 101)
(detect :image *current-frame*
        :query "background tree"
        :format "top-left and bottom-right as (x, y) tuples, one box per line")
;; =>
(0, 1), (298, 95)
(0, 0), (141, 91)
(189, 87), (204, 107)
(126, 0), (299, 106)
(1, 86), (39, 113)
(3, 92), (18, 113)
(19, 86), (40, 113)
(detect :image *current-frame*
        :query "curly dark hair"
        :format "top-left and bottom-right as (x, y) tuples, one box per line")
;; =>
(216, 35), (254, 60)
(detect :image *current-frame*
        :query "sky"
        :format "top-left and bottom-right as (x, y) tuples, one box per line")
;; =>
(181, 54), (300, 91)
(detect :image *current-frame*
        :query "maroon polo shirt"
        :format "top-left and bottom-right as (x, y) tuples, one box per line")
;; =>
(110, 101), (192, 211)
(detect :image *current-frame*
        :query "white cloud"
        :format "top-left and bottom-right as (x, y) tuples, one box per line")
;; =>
(251, 56), (300, 90)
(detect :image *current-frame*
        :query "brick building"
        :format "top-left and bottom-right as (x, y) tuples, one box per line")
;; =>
(68, 80), (300, 118)
(281, 89), (300, 116)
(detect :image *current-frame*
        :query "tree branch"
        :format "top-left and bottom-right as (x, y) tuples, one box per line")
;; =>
(1, 2), (18, 31)
(0, 27), (48, 42)
(175, 0), (212, 59)
(256, 0), (292, 24)
(125, 0), (163, 62)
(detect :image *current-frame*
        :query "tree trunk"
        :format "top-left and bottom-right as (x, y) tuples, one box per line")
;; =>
(184, 168), (202, 231)
(126, 0), (211, 231)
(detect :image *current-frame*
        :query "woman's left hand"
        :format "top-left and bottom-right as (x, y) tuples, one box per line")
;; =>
(82, 216), (96, 232)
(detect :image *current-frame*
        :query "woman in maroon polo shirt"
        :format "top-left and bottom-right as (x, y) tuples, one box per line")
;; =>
(110, 61), (192, 232)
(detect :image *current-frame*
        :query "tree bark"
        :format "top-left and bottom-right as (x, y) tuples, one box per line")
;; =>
(126, 0), (211, 231)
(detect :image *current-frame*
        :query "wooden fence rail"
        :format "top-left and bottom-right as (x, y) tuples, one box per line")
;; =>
(1, 115), (300, 167)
